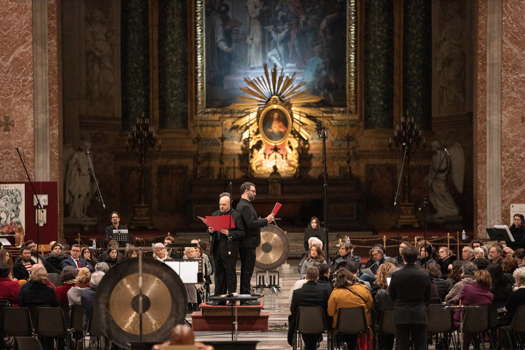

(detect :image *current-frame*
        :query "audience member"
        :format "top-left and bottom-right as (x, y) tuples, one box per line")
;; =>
(501, 267), (525, 324)
(364, 246), (386, 275)
(317, 263), (333, 294)
(152, 324), (214, 350)
(473, 257), (490, 270)
(67, 267), (91, 306)
(328, 268), (374, 349)
(300, 246), (326, 276)
(13, 247), (35, 280)
(395, 241), (411, 265)
(437, 246), (456, 276)
(515, 248), (525, 267)
(388, 245), (431, 350)
(81, 247), (97, 269)
(417, 245), (436, 270)
(81, 271), (105, 326)
(487, 263), (513, 308)
(471, 240), (483, 249)
(62, 244), (93, 270)
(456, 270), (493, 349)
(461, 246), (474, 262)
(288, 266), (330, 350)
(331, 240), (360, 272)
(124, 246), (138, 259)
(55, 267), (78, 305)
(153, 243), (172, 263)
(473, 247), (486, 260)
(0, 263), (20, 305)
(427, 262), (450, 302)
(373, 262), (397, 350)
(103, 248), (121, 267)
(95, 262), (110, 273)
(488, 244), (504, 265)
(24, 240), (44, 264)
(44, 242), (65, 274)
(445, 261), (477, 304)
(19, 266), (58, 307)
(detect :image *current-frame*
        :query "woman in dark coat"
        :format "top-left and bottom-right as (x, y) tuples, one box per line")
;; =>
(303, 217), (325, 252)
(19, 266), (58, 308)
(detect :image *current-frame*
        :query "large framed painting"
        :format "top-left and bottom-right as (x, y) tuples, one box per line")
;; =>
(194, 0), (358, 115)
(0, 183), (25, 234)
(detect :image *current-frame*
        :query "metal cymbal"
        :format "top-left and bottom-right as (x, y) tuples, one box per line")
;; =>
(256, 225), (289, 270)
(95, 258), (187, 348)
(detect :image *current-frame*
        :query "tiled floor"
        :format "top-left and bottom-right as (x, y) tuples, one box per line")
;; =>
(192, 260), (330, 349)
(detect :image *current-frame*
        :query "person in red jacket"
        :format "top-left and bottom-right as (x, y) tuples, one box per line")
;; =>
(0, 263), (21, 305)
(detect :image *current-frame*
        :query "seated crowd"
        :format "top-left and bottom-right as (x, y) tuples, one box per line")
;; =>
(291, 238), (525, 350)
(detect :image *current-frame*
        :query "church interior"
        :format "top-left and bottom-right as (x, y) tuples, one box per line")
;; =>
(1, 0), (525, 349)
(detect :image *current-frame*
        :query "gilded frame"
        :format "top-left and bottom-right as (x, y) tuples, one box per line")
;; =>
(258, 104), (293, 145)
(193, 0), (359, 118)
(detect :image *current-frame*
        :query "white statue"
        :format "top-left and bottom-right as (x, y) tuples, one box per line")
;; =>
(266, 22), (289, 69)
(246, 0), (263, 68)
(65, 145), (93, 218)
(427, 141), (464, 220)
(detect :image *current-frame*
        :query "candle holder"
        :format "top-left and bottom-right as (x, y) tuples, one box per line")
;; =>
(127, 114), (159, 229)
(390, 115), (423, 228)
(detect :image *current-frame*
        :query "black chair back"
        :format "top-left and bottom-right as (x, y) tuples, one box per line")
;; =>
(427, 304), (452, 333)
(380, 310), (396, 335)
(462, 305), (488, 333)
(336, 307), (367, 335)
(3, 307), (33, 336)
(69, 305), (85, 332)
(297, 306), (326, 334)
(34, 307), (67, 337)
(511, 305), (525, 333)
(15, 336), (43, 350)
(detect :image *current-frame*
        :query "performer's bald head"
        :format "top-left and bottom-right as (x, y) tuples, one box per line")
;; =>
(219, 192), (231, 212)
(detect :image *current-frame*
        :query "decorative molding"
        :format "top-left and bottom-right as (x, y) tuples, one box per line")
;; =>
(33, 0), (50, 181)
(486, 0), (502, 226)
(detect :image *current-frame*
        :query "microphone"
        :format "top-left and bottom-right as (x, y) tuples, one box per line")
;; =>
(443, 147), (448, 154)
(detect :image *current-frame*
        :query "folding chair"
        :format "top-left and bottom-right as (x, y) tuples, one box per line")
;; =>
(15, 336), (43, 350)
(331, 307), (367, 350)
(34, 307), (68, 350)
(294, 306), (328, 350)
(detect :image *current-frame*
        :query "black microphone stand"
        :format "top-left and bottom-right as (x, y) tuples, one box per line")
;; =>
(15, 148), (43, 253)
(393, 143), (408, 208)
(85, 148), (106, 210)
(316, 123), (329, 259)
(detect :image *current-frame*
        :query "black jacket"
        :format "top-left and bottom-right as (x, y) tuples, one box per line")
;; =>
(209, 208), (245, 249)
(13, 258), (33, 280)
(388, 263), (431, 325)
(288, 281), (330, 345)
(19, 281), (58, 308)
(236, 198), (267, 248)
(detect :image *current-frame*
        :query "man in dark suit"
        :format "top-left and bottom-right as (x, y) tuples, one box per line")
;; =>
(288, 266), (330, 350)
(61, 244), (93, 271)
(388, 245), (431, 350)
(236, 182), (274, 298)
(208, 192), (245, 302)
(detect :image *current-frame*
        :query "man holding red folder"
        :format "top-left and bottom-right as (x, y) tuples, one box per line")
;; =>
(207, 192), (245, 301)
(236, 182), (275, 301)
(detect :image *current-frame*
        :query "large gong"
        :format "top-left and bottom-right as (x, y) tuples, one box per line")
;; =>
(95, 258), (187, 348)
(256, 225), (289, 270)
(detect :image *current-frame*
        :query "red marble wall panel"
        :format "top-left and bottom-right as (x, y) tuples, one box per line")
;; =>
(474, 0), (487, 236)
(500, 1), (525, 224)
(0, 1), (34, 181)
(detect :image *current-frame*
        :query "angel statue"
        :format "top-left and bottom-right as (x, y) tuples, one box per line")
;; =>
(427, 141), (465, 221)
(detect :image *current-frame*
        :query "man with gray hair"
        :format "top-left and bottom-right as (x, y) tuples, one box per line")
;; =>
(445, 261), (478, 304)
(153, 243), (171, 263)
(81, 271), (105, 324)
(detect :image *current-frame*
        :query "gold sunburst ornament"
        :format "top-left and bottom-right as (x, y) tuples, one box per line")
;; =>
(231, 64), (320, 178)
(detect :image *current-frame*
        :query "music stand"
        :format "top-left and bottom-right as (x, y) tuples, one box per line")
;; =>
(486, 225), (515, 243)
(208, 294), (262, 341)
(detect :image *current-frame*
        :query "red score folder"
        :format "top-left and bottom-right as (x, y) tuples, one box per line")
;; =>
(197, 215), (236, 231)
(271, 202), (282, 216)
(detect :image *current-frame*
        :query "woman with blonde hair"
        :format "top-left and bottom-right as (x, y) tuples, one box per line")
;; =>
(67, 267), (91, 306)
(328, 268), (374, 349)
(373, 262), (397, 350)
(19, 265), (58, 307)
